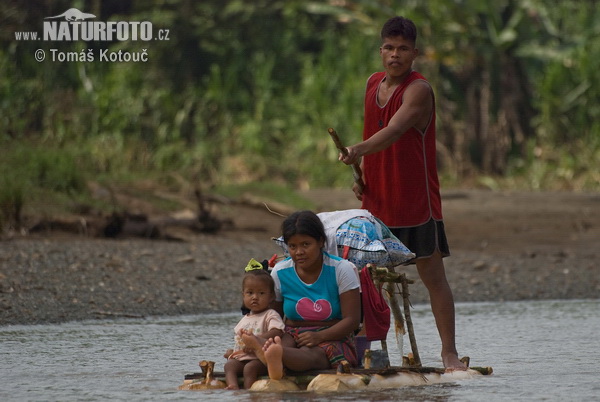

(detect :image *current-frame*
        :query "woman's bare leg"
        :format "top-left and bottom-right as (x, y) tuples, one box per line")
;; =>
(244, 332), (331, 373)
(262, 336), (330, 372)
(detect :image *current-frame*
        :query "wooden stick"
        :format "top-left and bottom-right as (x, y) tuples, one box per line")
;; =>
(199, 360), (215, 384)
(401, 274), (421, 367)
(328, 127), (365, 191)
(385, 280), (406, 361)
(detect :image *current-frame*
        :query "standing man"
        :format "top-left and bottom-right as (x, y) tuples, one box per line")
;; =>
(339, 16), (466, 371)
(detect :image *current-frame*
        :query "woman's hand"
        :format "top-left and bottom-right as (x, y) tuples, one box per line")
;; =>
(295, 330), (324, 348)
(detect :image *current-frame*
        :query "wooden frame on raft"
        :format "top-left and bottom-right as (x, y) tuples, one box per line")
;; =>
(179, 265), (493, 391)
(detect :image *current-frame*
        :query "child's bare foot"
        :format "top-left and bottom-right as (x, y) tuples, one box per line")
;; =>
(262, 336), (275, 350)
(241, 333), (267, 365)
(264, 336), (284, 380)
(442, 352), (467, 372)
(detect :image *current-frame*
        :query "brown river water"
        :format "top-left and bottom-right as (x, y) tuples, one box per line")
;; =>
(1, 299), (599, 401)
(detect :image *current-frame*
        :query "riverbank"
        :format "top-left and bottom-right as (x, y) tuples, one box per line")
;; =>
(1, 189), (599, 326)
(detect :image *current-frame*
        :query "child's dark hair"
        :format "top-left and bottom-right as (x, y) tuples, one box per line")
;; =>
(281, 210), (327, 246)
(242, 269), (275, 294)
(381, 16), (417, 44)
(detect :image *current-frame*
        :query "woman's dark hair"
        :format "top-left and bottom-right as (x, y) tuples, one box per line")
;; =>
(242, 269), (275, 294)
(281, 210), (327, 246)
(381, 16), (417, 44)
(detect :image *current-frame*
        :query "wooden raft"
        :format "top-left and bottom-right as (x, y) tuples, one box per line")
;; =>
(179, 266), (493, 391)
(180, 363), (493, 391)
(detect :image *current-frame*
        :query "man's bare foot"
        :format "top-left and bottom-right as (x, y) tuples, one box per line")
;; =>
(442, 352), (468, 372)
(225, 384), (239, 390)
(264, 336), (284, 380)
(241, 333), (267, 365)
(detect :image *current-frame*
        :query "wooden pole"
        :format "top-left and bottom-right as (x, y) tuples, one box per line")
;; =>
(384, 276), (405, 364)
(401, 274), (421, 367)
(328, 127), (365, 192)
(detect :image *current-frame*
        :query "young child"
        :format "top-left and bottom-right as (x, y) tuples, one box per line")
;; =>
(223, 268), (285, 389)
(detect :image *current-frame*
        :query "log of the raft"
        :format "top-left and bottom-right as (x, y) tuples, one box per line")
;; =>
(183, 366), (492, 391)
(249, 379), (300, 391)
(306, 373), (368, 391)
(186, 365), (493, 382)
(369, 368), (488, 388)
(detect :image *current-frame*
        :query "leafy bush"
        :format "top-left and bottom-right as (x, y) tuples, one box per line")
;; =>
(0, 142), (87, 228)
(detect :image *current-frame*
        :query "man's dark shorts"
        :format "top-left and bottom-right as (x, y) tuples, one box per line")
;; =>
(390, 219), (450, 264)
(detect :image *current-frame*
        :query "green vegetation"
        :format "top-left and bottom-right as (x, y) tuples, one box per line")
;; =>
(215, 182), (315, 211)
(0, 142), (85, 226)
(1, 0), (599, 229)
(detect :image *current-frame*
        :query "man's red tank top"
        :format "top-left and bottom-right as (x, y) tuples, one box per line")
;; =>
(361, 70), (443, 227)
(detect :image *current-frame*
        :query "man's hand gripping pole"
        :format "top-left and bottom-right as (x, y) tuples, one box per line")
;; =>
(328, 127), (365, 192)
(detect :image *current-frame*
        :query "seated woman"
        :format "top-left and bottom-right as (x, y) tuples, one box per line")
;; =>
(243, 210), (361, 379)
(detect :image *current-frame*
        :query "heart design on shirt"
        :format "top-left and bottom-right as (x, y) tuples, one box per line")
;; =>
(296, 297), (332, 321)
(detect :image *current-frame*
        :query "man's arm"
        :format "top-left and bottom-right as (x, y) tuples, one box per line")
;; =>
(340, 80), (433, 165)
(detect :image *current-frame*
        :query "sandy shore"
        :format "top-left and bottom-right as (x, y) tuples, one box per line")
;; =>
(1, 189), (599, 326)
